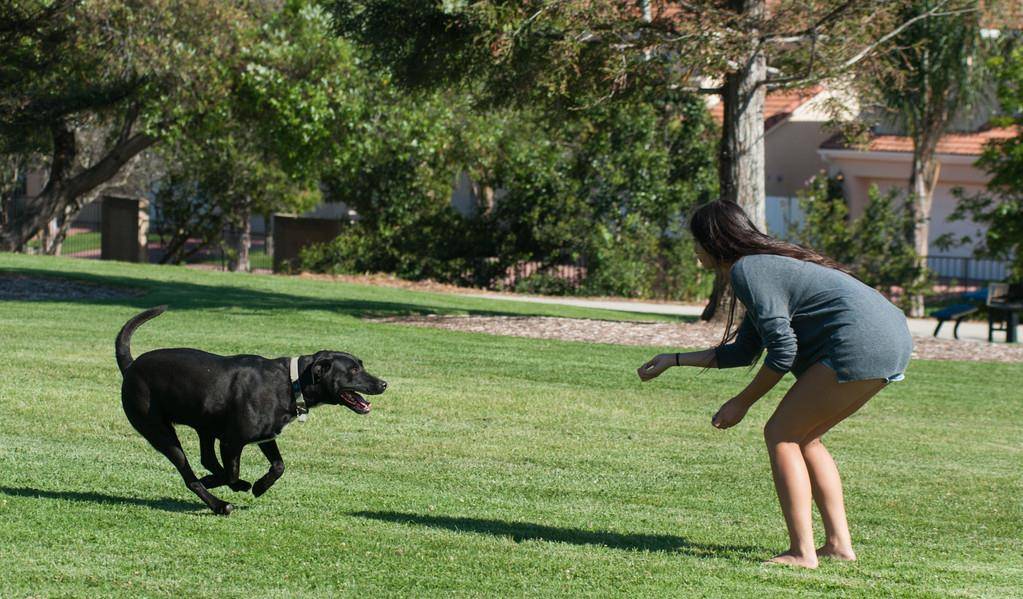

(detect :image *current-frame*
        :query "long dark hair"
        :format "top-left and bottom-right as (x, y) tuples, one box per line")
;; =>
(689, 200), (853, 346)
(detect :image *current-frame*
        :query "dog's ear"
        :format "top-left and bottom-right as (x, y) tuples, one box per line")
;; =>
(312, 359), (332, 382)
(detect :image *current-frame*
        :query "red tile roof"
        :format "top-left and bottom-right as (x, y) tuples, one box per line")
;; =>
(708, 87), (822, 130)
(820, 127), (1018, 156)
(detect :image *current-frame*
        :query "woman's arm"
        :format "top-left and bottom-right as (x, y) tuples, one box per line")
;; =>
(711, 364), (784, 429)
(637, 348), (716, 381)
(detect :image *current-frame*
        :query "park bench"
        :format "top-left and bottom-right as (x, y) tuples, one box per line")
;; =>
(987, 283), (1023, 343)
(932, 303), (978, 339)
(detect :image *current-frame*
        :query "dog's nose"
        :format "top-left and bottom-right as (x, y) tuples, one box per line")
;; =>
(379, 380), (388, 390)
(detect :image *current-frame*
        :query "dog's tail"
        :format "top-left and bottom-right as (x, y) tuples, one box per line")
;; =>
(116, 306), (167, 375)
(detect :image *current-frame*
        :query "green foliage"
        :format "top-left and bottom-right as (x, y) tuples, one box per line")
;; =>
(331, 1), (912, 112)
(871, 0), (987, 139)
(302, 85), (718, 301)
(941, 45), (1023, 282)
(792, 174), (928, 309)
(155, 0), (350, 265)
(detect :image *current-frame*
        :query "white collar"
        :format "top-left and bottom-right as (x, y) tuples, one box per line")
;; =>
(290, 357), (308, 422)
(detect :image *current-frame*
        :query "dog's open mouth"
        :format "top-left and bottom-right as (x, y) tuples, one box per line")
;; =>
(339, 390), (371, 414)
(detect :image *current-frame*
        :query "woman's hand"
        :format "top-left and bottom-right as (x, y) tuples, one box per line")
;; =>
(637, 353), (674, 382)
(712, 396), (751, 429)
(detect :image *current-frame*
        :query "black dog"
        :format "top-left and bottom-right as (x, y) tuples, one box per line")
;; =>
(115, 306), (387, 515)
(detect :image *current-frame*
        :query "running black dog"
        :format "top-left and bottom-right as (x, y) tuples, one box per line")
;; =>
(116, 306), (387, 515)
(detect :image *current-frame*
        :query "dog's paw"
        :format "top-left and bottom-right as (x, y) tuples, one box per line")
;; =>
(252, 480), (271, 498)
(214, 502), (233, 516)
(229, 479), (252, 493)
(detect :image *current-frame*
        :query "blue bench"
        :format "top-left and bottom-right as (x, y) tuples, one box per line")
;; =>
(932, 303), (978, 339)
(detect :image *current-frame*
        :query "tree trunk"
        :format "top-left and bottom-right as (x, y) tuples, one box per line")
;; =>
(0, 117), (156, 252)
(471, 181), (495, 216)
(264, 212), (274, 260)
(908, 144), (940, 317)
(226, 202), (251, 272)
(718, 1), (767, 231)
(702, 0), (767, 322)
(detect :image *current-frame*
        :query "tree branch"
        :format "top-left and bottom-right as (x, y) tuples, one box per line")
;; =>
(838, 5), (977, 72)
(64, 131), (157, 200)
(762, 2), (977, 89)
(764, 30), (818, 89)
(762, 1), (857, 42)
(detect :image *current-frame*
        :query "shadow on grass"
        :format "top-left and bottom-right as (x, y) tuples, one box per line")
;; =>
(352, 510), (762, 559)
(0, 485), (229, 514)
(0, 266), (693, 322)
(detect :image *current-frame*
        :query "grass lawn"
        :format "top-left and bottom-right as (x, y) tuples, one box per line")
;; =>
(1, 253), (1020, 597)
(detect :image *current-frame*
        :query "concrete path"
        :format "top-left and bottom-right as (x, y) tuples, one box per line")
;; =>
(466, 292), (1003, 344)
(465, 292), (706, 317)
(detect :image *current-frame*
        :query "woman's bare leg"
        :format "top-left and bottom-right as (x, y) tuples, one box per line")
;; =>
(800, 380), (882, 561)
(762, 363), (886, 568)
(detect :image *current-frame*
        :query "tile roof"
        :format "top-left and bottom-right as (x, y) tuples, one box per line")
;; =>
(708, 86), (822, 130)
(820, 127), (1018, 156)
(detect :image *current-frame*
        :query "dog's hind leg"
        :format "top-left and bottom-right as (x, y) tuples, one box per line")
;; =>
(251, 440), (285, 498)
(144, 424), (233, 515)
(218, 441), (252, 493)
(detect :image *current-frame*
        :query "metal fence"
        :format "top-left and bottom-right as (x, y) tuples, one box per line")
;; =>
(925, 255), (1011, 289)
(34, 219), (1017, 293)
(47, 223), (271, 270)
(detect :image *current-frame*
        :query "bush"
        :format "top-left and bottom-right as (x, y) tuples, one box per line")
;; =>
(791, 174), (929, 311)
(300, 85), (718, 301)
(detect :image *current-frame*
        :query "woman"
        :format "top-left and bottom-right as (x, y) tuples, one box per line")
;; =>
(637, 200), (912, 569)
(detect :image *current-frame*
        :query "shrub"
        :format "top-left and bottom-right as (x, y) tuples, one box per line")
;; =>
(791, 174), (929, 311)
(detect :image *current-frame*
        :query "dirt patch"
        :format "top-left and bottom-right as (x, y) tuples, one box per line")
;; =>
(295, 271), (696, 306)
(369, 314), (1023, 364)
(0, 273), (142, 301)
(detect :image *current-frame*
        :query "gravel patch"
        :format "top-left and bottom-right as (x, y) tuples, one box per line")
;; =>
(0, 273), (142, 301)
(369, 314), (1023, 364)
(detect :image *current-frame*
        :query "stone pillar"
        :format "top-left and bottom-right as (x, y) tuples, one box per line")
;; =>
(101, 196), (148, 262)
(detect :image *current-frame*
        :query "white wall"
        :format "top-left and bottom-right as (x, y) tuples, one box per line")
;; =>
(765, 196), (805, 240)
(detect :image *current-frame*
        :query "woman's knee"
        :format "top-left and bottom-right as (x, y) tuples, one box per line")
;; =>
(763, 417), (803, 447)
(799, 437), (824, 452)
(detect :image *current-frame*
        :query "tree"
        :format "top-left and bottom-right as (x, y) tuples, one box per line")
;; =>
(942, 44), (1023, 282)
(791, 174), (927, 310)
(156, 0), (359, 271)
(305, 81), (720, 299)
(0, 0), (253, 253)
(332, 0), (968, 318)
(865, 0), (990, 316)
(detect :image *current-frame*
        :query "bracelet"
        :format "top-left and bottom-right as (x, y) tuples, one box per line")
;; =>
(675, 353), (681, 366)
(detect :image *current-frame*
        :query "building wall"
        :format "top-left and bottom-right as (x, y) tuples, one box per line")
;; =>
(764, 122), (833, 199)
(819, 150), (989, 260)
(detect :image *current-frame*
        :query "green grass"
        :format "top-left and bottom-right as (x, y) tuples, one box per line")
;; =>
(0, 253), (1020, 597)
(28, 230), (101, 254)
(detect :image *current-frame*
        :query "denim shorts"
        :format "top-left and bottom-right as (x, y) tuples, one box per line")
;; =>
(820, 357), (905, 384)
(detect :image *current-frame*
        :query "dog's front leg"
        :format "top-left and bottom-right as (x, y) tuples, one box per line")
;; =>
(198, 432), (228, 489)
(251, 440), (285, 498)
(219, 441), (252, 493)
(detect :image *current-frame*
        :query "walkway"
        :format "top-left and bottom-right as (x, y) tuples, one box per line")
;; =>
(466, 292), (1001, 344)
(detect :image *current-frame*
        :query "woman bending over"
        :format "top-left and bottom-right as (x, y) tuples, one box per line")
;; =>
(638, 200), (912, 568)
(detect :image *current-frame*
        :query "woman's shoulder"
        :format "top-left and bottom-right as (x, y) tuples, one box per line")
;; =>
(731, 253), (802, 280)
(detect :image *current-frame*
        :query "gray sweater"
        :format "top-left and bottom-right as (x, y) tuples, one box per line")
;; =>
(714, 254), (913, 383)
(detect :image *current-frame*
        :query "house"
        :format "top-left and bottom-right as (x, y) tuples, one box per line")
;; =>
(819, 126), (1015, 280)
(707, 80), (1015, 283)
(708, 85), (857, 237)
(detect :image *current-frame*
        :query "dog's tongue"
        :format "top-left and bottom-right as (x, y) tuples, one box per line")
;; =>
(341, 390), (371, 413)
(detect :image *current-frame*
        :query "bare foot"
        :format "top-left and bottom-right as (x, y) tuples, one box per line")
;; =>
(763, 551), (819, 569)
(817, 544), (856, 561)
